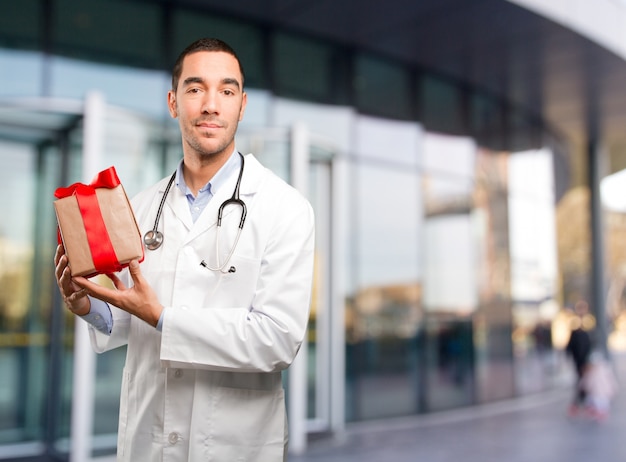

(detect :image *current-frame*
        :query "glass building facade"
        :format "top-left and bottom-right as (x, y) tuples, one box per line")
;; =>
(0, 1), (616, 460)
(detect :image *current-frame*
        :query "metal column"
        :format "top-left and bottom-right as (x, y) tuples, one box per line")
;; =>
(587, 135), (609, 357)
(70, 91), (105, 462)
(288, 122), (310, 455)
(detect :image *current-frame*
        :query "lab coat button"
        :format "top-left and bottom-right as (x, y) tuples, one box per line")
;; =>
(174, 369), (183, 378)
(168, 432), (180, 445)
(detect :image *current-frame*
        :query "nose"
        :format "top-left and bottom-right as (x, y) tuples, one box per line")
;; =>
(201, 90), (218, 114)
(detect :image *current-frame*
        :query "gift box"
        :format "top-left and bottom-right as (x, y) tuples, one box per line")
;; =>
(54, 166), (144, 278)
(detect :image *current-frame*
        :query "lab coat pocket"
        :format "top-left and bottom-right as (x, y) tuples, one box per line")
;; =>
(200, 385), (285, 461)
(209, 254), (260, 306)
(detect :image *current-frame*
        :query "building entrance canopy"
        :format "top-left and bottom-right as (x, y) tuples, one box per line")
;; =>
(0, 98), (84, 145)
(187, 0), (626, 170)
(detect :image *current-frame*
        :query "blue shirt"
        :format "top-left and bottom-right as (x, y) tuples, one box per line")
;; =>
(82, 151), (242, 334)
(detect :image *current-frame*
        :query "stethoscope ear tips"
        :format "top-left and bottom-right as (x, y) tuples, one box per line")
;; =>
(228, 266), (236, 273)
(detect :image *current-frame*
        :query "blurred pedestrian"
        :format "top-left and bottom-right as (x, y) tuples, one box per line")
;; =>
(565, 300), (593, 416)
(579, 351), (618, 421)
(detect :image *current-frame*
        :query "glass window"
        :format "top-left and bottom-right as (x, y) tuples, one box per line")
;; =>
(346, 161), (422, 421)
(423, 214), (476, 312)
(508, 149), (560, 393)
(49, 56), (169, 117)
(354, 115), (422, 166)
(53, 0), (162, 67)
(273, 33), (333, 102)
(469, 92), (505, 150)
(172, 11), (265, 89)
(0, 139), (59, 447)
(0, 49), (44, 97)
(420, 133), (479, 411)
(473, 147), (515, 403)
(354, 53), (413, 120)
(0, 0), (42, 49)
(419, 75), (464, 135)
(422, 132), (475, 179)
(273, 97), (354, 153)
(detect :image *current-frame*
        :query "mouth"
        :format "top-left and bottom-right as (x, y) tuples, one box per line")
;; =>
(197, 122), (221, 129)
(195, 118), (223, 130)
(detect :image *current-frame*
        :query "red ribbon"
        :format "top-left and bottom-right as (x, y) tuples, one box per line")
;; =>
(55, 166), (123, 275)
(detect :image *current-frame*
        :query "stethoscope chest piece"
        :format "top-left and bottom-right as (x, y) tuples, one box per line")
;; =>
(144, 229), (164, 250)
(143, 170), (176, 252)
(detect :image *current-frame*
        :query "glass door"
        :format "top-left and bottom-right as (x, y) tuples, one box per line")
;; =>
(0, 102), (81, 460)
(237, 126), (338, 446)
(307, 152), (333, 431)
(0, 98), (173, 461)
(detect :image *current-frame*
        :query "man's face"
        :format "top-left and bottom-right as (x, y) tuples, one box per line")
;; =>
(167, 51), (247, 161)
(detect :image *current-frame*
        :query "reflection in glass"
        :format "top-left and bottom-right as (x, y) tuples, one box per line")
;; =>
(421, 134), (477, 411)
(0, 49), (43, 98)
(508, 149), (562, 393)
(473, 147), (515, 403)
(347, 162), (422, 421)
(0, 140), (60, 446)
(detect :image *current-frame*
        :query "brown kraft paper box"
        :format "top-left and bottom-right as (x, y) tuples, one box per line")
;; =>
(54, 183), (143, 278)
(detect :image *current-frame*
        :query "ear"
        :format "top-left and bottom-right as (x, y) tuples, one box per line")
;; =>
(167, 90), (177, 118)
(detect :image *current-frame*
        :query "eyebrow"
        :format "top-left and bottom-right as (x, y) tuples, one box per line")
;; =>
(182, 76), (241, 90)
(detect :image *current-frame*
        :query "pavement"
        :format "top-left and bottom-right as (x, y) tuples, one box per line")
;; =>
(289, 353), (626, 462)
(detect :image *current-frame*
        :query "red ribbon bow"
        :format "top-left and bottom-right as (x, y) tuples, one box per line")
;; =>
(55, 166), (124, 276)
(54, 166), (121, 199)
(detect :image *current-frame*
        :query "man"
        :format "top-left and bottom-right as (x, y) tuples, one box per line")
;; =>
(54, 38), (315, 461)
(565, 300), (593, 415)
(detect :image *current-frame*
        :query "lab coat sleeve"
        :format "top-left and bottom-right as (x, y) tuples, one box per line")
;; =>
(160, 191), (315, 373)
(88, 306), (131, 353)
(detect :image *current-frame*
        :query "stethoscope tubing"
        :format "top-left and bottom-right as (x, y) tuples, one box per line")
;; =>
(143, 153), (246, 273)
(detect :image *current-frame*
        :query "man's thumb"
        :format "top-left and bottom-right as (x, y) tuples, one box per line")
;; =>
(128, 259), (141, 276)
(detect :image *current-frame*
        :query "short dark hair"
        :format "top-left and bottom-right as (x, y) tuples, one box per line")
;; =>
(171, 38), (245, 91)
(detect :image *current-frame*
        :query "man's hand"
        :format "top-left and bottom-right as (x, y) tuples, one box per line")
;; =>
(72, 259), (164, 328)
(54, 244), (90, 316)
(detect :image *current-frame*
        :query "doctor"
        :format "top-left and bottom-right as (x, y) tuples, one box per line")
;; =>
(54, 37), (315, 461)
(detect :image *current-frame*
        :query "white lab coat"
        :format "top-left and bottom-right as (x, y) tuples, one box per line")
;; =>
(88, 153), (315, 462)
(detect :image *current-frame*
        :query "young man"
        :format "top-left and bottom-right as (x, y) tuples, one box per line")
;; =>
(54, 38), (315, 461)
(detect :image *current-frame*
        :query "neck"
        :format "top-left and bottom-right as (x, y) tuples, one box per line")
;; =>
(182, 150), (232, 195)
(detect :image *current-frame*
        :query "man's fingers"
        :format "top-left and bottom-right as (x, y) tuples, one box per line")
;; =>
(74, 276), (119, 305)
(54, 244), (64, 266)
(105, 272), (126, 291)
(128, 259), (141, 276)
(57, 263), (75, 296)
(127, 260), (144, 287)
(65, 287), (88, 304)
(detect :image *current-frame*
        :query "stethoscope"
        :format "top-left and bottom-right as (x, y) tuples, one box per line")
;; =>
(143, 152), (247, 273)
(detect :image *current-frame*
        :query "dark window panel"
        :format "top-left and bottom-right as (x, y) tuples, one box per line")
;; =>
(354, 53), (413, 120)
(272, 32), (333, 103)
(419, 75), (464, 135)
(0, 0), (42, 50)
(52, 0), (162, 68)
(171, 10), (266, 89)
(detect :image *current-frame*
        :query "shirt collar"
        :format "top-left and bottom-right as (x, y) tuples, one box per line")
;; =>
(175, 149), (241, 197)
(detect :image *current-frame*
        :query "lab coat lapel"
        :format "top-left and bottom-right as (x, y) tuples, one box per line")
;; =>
(163, 179), (194, 231)
(181, 153), (264, 246)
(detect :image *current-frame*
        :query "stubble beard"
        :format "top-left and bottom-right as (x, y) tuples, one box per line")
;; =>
(184, 121), (237, 161)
